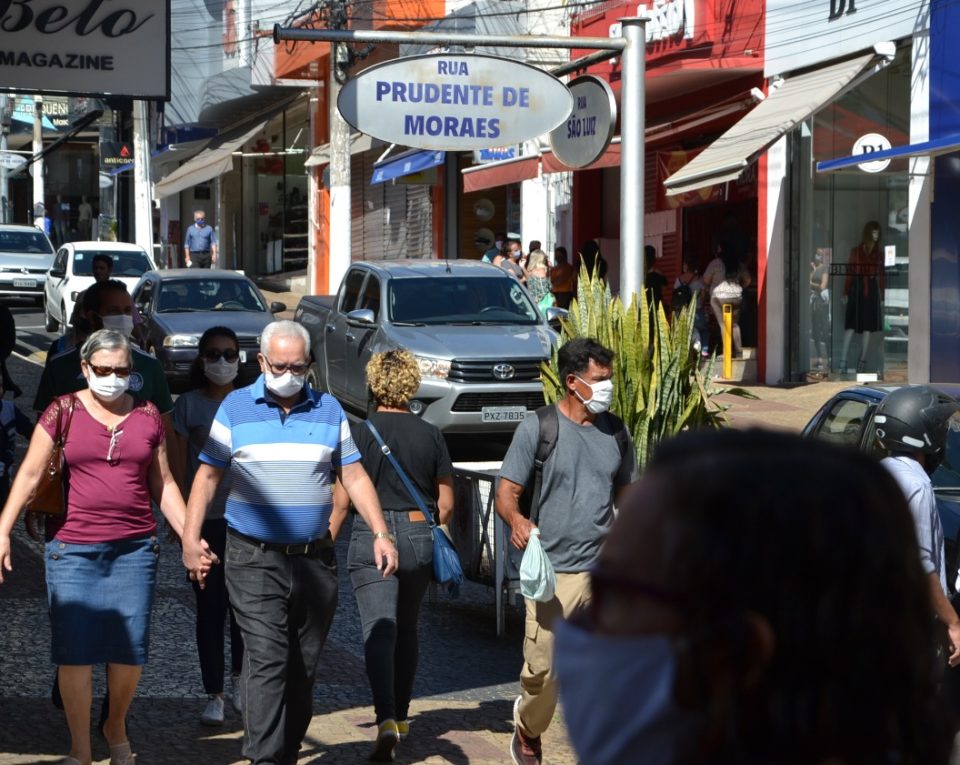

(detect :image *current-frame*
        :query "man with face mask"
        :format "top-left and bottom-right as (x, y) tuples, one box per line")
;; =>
(181, 320), (398, 765)
(496, 337), (637, 765)
(184, 209), (218, 269)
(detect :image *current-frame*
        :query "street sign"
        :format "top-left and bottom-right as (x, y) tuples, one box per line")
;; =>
(0, 152), (27, 171)
(338, 54), (573, 151)
(853, 133), (892, 173)
(548, 75), (617, 168)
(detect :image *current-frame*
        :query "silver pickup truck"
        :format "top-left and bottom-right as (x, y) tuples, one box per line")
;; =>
(293, 259), (559, 433)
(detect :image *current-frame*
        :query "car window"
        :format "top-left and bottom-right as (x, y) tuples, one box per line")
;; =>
(73, 250), (153, 278)
(0, 229), (53, 254)
(53, 249), (68, 273)
(359, 275), (381, 320)
(813, 399), (871, 447)
(339, 270), (365, 312)
(136, 281), (155, 314)
(156, 278), (266, 313)
(388, 277), (539, 325)
(933, 429), (960, 490)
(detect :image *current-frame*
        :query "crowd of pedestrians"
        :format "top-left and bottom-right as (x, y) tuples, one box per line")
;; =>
(2, 295), (960, 765)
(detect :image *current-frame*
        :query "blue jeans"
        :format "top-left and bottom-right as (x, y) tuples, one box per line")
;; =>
(225, 530), (338, 765)
(348, 512), (433, 723)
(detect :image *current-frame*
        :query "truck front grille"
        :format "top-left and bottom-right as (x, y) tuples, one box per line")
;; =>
(448, 358), (544, 383)
(451, 392), (546, 412)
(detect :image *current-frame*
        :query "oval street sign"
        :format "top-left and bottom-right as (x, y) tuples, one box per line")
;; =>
(853, 133), (892, 173)
(0, 152), (27, 171)
(338, 54), (573, 152)
(548, 75), (617, 168)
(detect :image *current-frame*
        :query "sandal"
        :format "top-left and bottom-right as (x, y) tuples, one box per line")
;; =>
(109, 742), (137, 765)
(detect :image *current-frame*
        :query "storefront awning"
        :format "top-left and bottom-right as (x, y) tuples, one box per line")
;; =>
(371, 150), (445, 185)
(462, 155), (540, 193)
(305, 133), (381, 168)
(664, 51), (885, 196)
(816, 134), (960, 172)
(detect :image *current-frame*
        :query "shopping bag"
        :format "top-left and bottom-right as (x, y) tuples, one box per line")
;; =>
(520, 529), (556, 602)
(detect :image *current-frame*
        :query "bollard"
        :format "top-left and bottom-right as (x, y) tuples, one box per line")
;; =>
(723, 303), (733, 380)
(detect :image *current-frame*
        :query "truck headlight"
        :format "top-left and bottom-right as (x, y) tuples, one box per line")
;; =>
(414, 355), (451, 381)
(163, 334), (200, 348)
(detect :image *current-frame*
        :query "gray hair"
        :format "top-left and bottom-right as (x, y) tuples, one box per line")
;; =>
(80, 329), (132, 364)
(260, 320), (309, 357)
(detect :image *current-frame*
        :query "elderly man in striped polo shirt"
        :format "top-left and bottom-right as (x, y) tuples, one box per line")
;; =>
(182, 320), (398, 764)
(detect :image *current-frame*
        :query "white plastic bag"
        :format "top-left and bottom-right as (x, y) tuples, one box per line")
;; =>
(520, 529), (556, 602)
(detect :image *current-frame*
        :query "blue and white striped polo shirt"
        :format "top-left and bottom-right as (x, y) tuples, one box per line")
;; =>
(199, 376), (360, 543)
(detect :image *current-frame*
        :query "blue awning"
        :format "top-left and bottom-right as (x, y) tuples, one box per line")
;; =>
(371, 150), (445, 185)
(817, 134), (960, 172)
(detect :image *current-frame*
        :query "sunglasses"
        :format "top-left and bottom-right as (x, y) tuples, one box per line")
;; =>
(263, 358), (310, 375)
(203, 348), (240, 362)
(88, 364), (132, 378)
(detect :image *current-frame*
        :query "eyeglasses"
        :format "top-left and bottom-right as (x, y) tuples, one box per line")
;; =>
(88, 364), (132, 378)
(107, 427), (124, 465)
(263, 357), (309, 375)
(203, 348), (240, 362)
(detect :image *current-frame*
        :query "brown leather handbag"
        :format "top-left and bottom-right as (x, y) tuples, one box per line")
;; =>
(25, 394), (77, 516)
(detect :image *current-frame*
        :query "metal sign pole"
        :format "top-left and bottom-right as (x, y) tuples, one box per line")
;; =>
(619, 17), (648, 303)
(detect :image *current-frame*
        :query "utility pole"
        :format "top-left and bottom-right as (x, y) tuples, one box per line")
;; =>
(132, 100), (154, 256)
(619, 17), (648, 301)
(32, 95), (43, 229)
(0, 95), (10, 224)
(327, 0), (352, 294)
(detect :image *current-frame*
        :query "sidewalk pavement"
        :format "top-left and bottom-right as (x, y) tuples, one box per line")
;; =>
(715, 380), (852, 432)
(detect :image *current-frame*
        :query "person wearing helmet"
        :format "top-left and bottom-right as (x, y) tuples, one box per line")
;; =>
(876, 385), (960, 668)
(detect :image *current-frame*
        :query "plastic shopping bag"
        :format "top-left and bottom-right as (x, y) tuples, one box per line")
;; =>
(520, 529), (556, 602)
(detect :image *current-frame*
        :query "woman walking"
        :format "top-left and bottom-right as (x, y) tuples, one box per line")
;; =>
(330, 349), (454, 761)
(172, 327), (244, 726)
(0, 329), (214, 765)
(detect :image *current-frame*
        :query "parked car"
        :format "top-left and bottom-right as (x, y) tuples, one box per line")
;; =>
(132, 269), (286, 391)
(43, 241), (155, 332)
(0, 224), (56, 303)
(804, 384), (960, 583)
(294, 259), (561, 434)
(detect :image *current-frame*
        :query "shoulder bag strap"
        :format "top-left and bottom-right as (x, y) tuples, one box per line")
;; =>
(364, 419), (436, 529)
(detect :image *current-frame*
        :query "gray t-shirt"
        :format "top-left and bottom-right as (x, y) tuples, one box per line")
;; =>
(173, 389), (232, 519)
(499, 410), (637, 572)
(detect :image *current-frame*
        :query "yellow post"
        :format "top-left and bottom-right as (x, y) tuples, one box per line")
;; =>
(723, 303), (733, 380)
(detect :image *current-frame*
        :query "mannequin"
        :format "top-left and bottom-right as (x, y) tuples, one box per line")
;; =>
(839, 221), (884, 374)
(78, 196), (93, 240)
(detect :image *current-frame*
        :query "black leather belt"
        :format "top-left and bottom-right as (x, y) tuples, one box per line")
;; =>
(228, 528), (333, 555)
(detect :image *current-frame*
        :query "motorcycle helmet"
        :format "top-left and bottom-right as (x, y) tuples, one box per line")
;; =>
(874, 386), (960, 470)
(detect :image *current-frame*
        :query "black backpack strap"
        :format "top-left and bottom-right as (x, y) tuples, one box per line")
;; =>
(598, 411), (630, 471)
(529, 405), (559, 526)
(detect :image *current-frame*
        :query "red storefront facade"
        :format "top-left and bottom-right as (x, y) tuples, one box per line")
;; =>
(568, 0), (765, 342)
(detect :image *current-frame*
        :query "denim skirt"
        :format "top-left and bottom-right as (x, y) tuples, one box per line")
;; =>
(45, 536), (159, 665)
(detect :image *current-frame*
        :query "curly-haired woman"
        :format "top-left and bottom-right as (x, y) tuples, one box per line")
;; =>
(330, 349), (454, 761)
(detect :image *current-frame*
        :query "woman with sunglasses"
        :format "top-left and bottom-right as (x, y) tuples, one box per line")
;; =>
(0, 329), (213, 765)
(172, 326), (244, 726)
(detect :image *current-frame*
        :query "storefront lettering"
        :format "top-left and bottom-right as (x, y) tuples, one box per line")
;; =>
(828, 0), (857, 20)
(609, 0), (695, 43)
(0, 0), (154, 37)
(403, 114), (501, 139)
(0, 50), (113, 69)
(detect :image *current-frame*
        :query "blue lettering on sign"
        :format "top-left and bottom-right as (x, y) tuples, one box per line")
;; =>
(576, 96), (587, 109)
(567, 116), (598, 140)
(376, 80), (494, 105)
(437, 60), (469, 75)
(502, 87), (530, 107)
(404, 114), (501, 139)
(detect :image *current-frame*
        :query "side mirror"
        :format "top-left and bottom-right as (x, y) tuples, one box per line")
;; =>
(346, 308), (376, 326)
(545, 307), (569, 323)
(270, 301), (287, 314)
(49, 268), (65, 278)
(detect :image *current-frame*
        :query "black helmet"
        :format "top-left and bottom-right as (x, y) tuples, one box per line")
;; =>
(874, 386), (960, 457)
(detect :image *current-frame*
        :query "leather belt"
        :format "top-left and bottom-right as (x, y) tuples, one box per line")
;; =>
(382, 509), (428, 523)
(228, 528), (333, 555)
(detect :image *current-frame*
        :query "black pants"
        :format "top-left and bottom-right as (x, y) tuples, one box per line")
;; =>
(348, 512), (433, 724)
(192, 519), (243, 694)
(226, 530), (338, 765)
(190, 251), (212, 268)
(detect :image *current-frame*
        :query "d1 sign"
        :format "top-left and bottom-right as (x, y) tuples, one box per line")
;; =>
(338, 54), (573, 152)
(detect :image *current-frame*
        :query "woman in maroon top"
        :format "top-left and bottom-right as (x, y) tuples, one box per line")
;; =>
(0, 329), (215, 765)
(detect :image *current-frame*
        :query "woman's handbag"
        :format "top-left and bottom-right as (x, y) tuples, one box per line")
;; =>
(26, 394), (77, 516)
(364, 420), (464, 595)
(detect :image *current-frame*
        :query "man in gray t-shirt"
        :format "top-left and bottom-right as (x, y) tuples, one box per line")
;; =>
(496, 337), (636, 765)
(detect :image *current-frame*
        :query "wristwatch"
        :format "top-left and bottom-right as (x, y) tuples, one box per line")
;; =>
(373, 531), (396, 544)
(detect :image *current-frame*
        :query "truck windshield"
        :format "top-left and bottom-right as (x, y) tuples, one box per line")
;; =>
(388, 277), (540, 325)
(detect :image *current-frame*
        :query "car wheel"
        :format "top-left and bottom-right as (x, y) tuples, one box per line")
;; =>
(306, 361), (326, 393)
(58, 302), (69, 335)
(44, 299), (57, 332)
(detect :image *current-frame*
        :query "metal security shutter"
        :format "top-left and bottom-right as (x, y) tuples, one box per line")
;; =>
(350, 153), (366, 261)
(404, 184), (433, 258)
(362, 152), (388, 261)
(383, 182), (407, 259)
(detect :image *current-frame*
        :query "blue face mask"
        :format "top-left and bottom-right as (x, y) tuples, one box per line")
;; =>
(554, 619), (704, 765)
(195, 218), (205, 226)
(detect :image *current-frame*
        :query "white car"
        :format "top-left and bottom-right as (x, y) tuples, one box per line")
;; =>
(44, 241), (156, 332)
(0, 224), (56, 303)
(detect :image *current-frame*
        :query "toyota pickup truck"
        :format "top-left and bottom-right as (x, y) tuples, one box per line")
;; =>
(294, 259), (560, 434)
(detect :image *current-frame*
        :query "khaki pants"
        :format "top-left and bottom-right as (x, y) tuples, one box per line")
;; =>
(517, 571), (591, 738)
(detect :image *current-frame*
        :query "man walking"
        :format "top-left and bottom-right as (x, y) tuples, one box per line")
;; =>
(496, 337), (636, 765)
(182, 320), (398, 764)
(184, 209), (218, 268)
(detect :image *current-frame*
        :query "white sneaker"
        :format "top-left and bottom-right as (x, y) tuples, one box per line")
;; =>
(229, 673), (243, 714)
(200, 695), (225, 726)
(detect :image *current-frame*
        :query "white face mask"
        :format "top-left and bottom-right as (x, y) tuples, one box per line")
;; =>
(554, 620), (704, 765)
(265, 369), (305, 398)
(574, 376), (614, 414)
(100, 314), (134, 335)
(86, 370), (130, 402)
(204, 358), (239, 386)
(495, 240), (504, 250)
